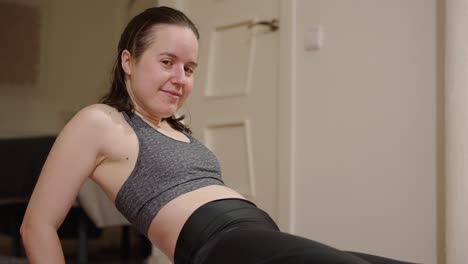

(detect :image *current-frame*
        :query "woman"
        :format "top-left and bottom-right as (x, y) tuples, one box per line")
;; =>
(21, 6), (417, 264)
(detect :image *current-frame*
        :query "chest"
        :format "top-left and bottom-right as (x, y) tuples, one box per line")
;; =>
(90, 121), (139, 201)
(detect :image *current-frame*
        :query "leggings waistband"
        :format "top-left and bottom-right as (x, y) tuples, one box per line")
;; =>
(174, 198), (279, 264)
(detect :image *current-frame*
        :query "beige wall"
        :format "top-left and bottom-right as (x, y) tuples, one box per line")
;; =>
(0, 0), (125, 137)
(1, 1), (442, 263)
(293, 1), (440, 264)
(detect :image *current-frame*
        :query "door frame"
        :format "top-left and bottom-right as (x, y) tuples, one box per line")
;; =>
(158, 0), (296, 232)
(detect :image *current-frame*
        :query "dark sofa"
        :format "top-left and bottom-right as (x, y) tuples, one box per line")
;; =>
(0, 135), (101, 262)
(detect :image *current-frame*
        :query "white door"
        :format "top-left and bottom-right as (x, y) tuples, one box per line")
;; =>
(180, 0), (280, 219)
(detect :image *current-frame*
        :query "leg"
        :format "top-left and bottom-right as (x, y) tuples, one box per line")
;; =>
(196, 229), (419, 264)
(347, 252), (420, 264)
(196, 229), (371, 264)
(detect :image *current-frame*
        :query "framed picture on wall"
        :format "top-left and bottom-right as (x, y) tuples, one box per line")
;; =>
(0, 0), (48, 93)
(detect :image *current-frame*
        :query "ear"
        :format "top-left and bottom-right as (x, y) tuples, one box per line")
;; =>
(121, 49), (133, 75)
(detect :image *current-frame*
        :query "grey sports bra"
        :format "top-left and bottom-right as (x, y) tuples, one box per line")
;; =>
(115, 111), (224, 235)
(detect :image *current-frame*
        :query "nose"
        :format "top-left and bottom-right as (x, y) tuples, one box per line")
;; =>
(171, 65), (188, 86)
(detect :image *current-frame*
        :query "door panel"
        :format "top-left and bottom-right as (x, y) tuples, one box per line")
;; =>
(183, 0), (280, 218)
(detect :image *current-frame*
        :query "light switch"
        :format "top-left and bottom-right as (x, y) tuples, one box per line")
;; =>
(305, 26), (324, 51)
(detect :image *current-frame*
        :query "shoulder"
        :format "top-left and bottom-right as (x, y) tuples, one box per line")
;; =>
(59, 104), (124, 146)
(45, 104), (126, 171)
(66, 104), (123, 131)
(72, 104), (119, 122)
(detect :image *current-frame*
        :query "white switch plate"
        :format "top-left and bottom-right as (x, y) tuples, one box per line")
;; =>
(305, 26), (324, 51)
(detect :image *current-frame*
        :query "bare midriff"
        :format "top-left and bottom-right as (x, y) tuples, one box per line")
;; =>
(146, 184), (245, 262)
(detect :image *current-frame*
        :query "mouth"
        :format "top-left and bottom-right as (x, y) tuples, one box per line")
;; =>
(162, 90), (182, 98)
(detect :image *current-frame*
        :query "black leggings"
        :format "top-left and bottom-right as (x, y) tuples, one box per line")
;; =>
(174, 198), (418, 264)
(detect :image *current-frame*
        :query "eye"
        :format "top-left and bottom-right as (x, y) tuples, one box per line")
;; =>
(184, 66), (194, 75)
(161, 59), (173, 66)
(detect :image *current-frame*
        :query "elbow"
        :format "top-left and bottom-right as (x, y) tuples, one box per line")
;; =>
(20, 217), (60, 242)
(20, 218), (56, 252)
(20, 223), (32, 253)
(20, 219), (31, 243)
(20, 218), (26, 237)
(19, 218), (65, 263)
(20, 217), (44, 244)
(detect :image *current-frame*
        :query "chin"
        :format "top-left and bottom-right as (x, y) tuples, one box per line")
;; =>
(149, 106), (177, 119)
(162, 114), (175, 119)
(167, 107), (180, 117)
(161, 110), (177, 119)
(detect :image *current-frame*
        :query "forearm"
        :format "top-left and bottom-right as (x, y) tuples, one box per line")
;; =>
(21, 224), (65, 264)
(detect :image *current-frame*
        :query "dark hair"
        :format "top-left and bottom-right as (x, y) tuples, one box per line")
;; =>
(99, 6), (199, 133)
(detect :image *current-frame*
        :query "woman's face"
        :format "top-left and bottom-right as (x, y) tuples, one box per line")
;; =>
(122, 24), (199, 120)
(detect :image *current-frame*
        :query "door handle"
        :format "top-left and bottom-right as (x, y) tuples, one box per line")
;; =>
(248, 19), (279, 32)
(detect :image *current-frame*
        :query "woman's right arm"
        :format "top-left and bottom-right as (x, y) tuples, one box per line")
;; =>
(20, 105), (110, 263)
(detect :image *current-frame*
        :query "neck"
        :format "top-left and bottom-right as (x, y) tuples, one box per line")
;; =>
(134, 110), (164, 128)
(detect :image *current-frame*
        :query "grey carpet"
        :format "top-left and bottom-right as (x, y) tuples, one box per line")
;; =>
(0, 256), (27, 264)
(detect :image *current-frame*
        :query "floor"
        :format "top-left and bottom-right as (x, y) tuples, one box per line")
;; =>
(0, 226), (151, 264)
(0, 252), (147, 264)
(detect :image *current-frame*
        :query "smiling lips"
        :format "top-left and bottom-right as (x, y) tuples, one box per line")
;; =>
(162, 89), (182, 98)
